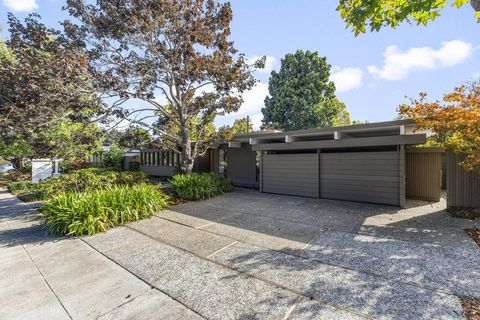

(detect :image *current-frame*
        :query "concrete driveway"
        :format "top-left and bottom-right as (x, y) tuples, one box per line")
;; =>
(1, 189), (479, 319)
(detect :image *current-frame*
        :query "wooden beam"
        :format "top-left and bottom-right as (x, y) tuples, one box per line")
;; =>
(228, 141), (242, 148)
(252, 134), (427, 151)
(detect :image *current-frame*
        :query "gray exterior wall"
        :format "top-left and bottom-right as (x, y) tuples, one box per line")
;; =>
(227, 143), (257, 188)
(140, 150), (179, 177)
(193, 153), (210, 173)
(320, 151), (401, 206)
(262, 153), (319, 198)
(405, 149), (442, 202)
(447, 151), (480, 208)
(140, 165), (175, 177)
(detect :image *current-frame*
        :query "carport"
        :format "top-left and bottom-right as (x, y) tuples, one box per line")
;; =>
(230, 120), (442, 207)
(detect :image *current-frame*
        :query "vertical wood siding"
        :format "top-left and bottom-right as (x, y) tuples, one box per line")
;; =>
(447, 152), (480, 208)
(227, 144), (257, 188)
(405, 150), (442, 202)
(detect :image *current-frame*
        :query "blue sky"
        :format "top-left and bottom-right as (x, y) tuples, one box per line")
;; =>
(1, 0), (479, 129)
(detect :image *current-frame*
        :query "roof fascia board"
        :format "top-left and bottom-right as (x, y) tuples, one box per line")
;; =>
(251, 134), (427, 151)
(232, 119), (416, 140)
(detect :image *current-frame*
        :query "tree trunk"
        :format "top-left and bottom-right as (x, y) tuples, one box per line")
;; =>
(11, 157), (23, 170)
(179, 124), (194, 174)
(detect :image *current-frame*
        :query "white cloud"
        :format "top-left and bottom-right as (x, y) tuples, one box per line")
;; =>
(238, 82), (268, 115)
(250, 113), (263, 130)
(368, 40), (473, 80)
(249, 55), (277, 74)
(330, 67), (363, 92)
(215, 82), (268, 130)
(3, 0), (38, 12)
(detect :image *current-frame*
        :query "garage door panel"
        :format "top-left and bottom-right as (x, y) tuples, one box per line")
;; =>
(321, 174), (399, 183)
(320, 162), (398, 170)
(320, 169), (399, 177)
(263, 153), (318, 198)
(321, 182), (399, 194)
(320, 152), (400, 206)
(318, 152), (398, 160)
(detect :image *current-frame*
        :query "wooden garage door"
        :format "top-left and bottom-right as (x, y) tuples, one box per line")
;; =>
(262, 153), (318, 198)
(320, 151), (400, 205)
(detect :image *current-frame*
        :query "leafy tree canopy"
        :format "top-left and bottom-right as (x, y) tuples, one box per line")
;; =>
(399, 84), (480, 173)
(64, 0), (263, 172)
(262, 50), (338, 131)
(338, 0), (480, 36)
(231, 117), (253, 133)
(332, 99), (352, 126)
(0, 13), (105, 168)
(107, 126), (153, 150)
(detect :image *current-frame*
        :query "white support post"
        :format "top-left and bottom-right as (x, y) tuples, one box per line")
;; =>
(285, 135), (297, 143)
(334, 131), (342, 140)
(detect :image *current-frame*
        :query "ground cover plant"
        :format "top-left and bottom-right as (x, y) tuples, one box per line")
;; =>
(461, 298), (480, 320)
(40, 184), (169, 236)
(7, 168), (146, 202)
(170, 172), (233, 201)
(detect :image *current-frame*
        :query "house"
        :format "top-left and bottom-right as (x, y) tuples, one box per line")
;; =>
(140, 119), (480, 208)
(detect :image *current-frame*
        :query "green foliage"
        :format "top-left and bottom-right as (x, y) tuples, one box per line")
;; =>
(103, 144), (124, 170)
(262, 50), (338, 131)
(7, 168), (147, 202)
(118, 127), (152, 149)
(65, 0), (263, 173)
(7, 180), (34, 192)
(337, 0), (478, 36)
(40, 184), (169, 236)
(231, 117), (254, 133)
(127, 161), (141, 171)
(170, 173), (233, 201)
(332, 99), (352, 126)
(1, 14), (105, 168)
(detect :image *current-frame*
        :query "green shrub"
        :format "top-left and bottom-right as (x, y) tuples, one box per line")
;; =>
(7, 168), (147, 202)
(7, 181), (35, 193)
(40, 184), (169, 236)
(170, 173), (233, 201)
(103, 144), (124, 170)
(127, 161), (140, 171)
(17, 189), (47, 202)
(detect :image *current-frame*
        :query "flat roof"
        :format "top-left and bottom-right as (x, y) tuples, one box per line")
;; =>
(232, 119), (416, 141)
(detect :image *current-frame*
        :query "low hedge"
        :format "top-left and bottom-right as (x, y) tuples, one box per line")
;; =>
(40, 184), (169, 236)
(7, 168), (147, 202)
(170, 173), (233, 201)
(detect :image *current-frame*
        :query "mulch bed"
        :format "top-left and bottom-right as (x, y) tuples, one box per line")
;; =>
(461, 298), (480, 320)
(465, 229), (480, 248)
(449, 208), (480, 221)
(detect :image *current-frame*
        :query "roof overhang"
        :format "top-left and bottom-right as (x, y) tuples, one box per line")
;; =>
(251, 134), (427, 151)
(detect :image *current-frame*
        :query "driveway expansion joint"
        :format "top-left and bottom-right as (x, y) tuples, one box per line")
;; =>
(80, 233), (207, 320)
(151, 210), (466, 299)
(123, 224), (432, 320)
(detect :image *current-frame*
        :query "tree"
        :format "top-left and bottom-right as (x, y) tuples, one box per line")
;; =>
(262, 50), (338, 131)
(117, 127), (153, 150)
(0, 13), (104, 168)
(399, 85), (480, 172)
(332, 99), (352, 126)
(64, 0), (263, 173)
(338, 0), (480, 36)
(231, 117), (253, 133)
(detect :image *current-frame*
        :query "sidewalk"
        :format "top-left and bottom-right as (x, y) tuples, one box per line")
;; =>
(0, 190), (201, 320)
